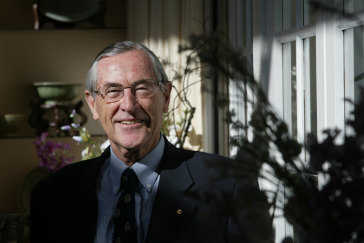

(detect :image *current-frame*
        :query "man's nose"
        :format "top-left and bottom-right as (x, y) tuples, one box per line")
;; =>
(119, 88), (138, 112)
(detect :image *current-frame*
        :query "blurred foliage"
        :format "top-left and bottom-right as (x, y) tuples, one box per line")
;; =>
(180, 34), (364, 242)
(161, 57), (203, 148)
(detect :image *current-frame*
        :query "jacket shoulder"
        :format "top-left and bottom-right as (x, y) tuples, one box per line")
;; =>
(32, 151), (107, 195)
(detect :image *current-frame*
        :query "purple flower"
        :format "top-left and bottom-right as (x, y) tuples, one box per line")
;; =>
(33, 132), (73, 172)
(70, 109), (76, 118)
(72, 136), (83, 143)
(71, 123), (80, 129)
(61, 125), (72, 131)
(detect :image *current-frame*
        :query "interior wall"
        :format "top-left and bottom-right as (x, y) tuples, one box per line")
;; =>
(0, 29), (126, 212)
(0, 0), (126, 30)
(0, 29), (127, 136)
(0, 137), (84, 213)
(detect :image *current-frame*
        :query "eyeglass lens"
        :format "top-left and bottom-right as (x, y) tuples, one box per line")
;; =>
(98, 79), (158, 102)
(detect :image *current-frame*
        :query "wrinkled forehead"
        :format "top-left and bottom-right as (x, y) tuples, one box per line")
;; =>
(96, 50), (158, 85)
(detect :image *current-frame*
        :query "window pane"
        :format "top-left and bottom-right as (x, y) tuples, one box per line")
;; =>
(275, 0), (318, 31)
(344, 25), (364, 107)
(275, 0), (297, 32)
(283, 41), (297, 139)
(283, 0), (296, 31)
(344, 0), (364, 14)
(303, 0), (317, 25)
(304, 37), (317, 137)
(353, 26), (364, 103)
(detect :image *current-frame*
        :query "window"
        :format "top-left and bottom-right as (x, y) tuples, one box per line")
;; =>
(256, 0), (364, 241)
(274, 0), (317, 154)
(339, 0), (364, 130)
(221, 0), (364, 241)
(267, 0), (319, 241)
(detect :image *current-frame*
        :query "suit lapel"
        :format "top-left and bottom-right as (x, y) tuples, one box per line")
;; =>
(146, 141), (197, 243)
(70, 147), (110, 241)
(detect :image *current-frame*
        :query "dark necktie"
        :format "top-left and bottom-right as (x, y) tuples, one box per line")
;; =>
(113, 168), (138, 243)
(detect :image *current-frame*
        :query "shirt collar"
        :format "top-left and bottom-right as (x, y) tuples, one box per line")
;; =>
(109, 135), (165, 193)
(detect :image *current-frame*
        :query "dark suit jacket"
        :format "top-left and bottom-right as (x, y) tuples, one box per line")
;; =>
(30, 140), (271, 243)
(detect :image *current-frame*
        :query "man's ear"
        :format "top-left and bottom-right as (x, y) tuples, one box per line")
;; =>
(85, 90), (99, 120)
(163, 81), (172, 113)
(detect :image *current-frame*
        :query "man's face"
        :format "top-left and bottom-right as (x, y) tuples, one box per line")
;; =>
(85, 50), (171, 159)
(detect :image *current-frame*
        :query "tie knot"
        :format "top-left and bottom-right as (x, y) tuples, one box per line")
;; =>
(120, 168), (138, 190)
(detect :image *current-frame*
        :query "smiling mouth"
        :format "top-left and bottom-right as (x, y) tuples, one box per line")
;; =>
(120, 120), (142, 125)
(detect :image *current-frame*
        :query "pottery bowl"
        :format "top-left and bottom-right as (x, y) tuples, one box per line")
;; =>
(33, 82), (82, 102)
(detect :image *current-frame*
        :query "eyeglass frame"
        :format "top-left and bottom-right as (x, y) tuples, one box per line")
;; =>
(92, 79), (166, 103)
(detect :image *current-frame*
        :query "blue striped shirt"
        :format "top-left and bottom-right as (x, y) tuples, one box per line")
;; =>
(94, 137), (164, 243)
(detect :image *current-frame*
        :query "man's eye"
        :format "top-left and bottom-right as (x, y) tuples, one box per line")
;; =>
(135, 85), (148, 90)
(106, 87), (121, 92)
(105, 88), (122, 96)
(135, 83), (151, 91)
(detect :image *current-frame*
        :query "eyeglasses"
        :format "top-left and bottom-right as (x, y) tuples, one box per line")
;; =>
(93, 79), (164, 103)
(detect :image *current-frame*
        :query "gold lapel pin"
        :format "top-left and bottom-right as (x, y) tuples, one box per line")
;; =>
(176, 209), (182, 215)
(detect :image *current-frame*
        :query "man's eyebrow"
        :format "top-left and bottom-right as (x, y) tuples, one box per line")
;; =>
(102, 82), (123, 87)
(101, 79), (153, 87)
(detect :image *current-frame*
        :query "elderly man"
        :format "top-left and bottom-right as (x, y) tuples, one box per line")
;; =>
(30, 41), (271, 243)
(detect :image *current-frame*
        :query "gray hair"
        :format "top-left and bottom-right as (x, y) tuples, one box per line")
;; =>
(86, 41), (169, 96)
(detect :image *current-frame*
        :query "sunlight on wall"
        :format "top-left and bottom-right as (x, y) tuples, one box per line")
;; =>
(127, 0), (209, 151)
